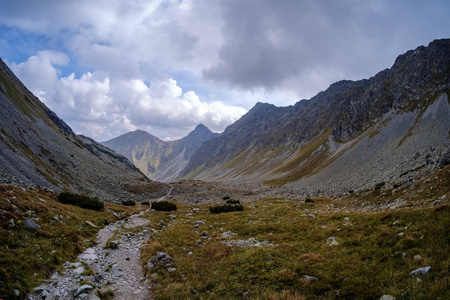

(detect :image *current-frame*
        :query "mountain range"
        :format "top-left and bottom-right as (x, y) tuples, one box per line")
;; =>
(102, 124), (218, 182)
(1, 39), (449, 200)
(104, 39), (450, 195)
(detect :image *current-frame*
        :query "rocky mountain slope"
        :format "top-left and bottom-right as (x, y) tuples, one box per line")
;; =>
(102, 124), (218, 182)
(0, 59), (167, 202)
(179, 39), (450, 195)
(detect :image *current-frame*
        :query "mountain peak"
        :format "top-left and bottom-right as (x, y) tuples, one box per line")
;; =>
(188, 124), (213, 137)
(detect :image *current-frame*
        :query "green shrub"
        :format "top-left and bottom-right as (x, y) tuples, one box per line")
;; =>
(209, 204), (244, 214)
(223, 196), (231, 200)
(141, 201), (150, 206)
(97, 289), (115, 300)
(152, 201), (177, 211)
(305, 197), (315, 203)
(121, 200), (136, 206)
(374, 182), (386, 190)
(225, 199), (240, 205)
(57, 192), (104, 210)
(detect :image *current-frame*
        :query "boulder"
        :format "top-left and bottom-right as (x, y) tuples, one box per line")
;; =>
(409, 266), (431, 276)
(25, 219), (40, 230)
(74, 285), (93, 297)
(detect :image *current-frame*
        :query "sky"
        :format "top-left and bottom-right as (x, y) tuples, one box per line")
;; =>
(0, 0), (449, 142)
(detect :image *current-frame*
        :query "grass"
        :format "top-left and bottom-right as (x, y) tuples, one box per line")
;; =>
(0, 185), (141, 299)
(140, 188), (449, 299)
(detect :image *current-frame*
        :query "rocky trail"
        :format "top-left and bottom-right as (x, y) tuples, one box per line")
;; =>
(29, 212), (154, 300)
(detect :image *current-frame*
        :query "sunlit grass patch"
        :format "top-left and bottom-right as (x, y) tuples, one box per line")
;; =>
(142, 194), (450, 299)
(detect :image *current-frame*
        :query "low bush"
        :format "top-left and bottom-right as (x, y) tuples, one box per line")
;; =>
(305, 197), (315, 203)
(223, 196), (231, 200)
(121, 200), (136, 206)
(374, 182), (386, 190)
(57, 192), (104, 210)
(225, 199), (240, 205)
(210, 204), (244, 214)
(152, 201), (177, 211)
(141, 201), (150, 206)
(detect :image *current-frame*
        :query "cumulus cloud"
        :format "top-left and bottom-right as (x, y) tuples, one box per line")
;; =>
(9, 55), (246, 141)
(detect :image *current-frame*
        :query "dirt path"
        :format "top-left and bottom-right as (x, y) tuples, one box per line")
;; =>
(29, 212), (154, 300)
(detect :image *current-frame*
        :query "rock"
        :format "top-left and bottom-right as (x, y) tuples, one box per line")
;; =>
(398, 232), (405, 237)
(74, 285), (93, 297)
(414, 254), (422, 261)
(8, 218), (15, 228)
(307, 214), (316, 218)
(167, 267), (177, 272)
(94, 274), (103, 283)
(111, 267), (125, 277)
(148, 252), (175, 269)
(302, 275), (318, 282)
(409, 266), (431, 276)
(379, 295), (396, 300)
(321, 225), (327, 229)
(193, 220), (205, 228)
(89, 296), (101, 300)
(109, 240), (120, 249)
(201, 231), (210, 239)
(431, 200), (442, 206)
(113, 212), (120, 218)
(34, 285), (50, 292)
(79, 248), (98, 260)
(193, 208), (200, 213)
(14, 289), (20, 297)
(73, 266), (85, 275)
(25, 219), (40, 230)
(329, 240), (339, 247)
(85, 221), (97, 228)
(51, 272), (59, 280)
(343, 217), (350, 222)
(221, 231), (237, 238)
(169, 214), (177, 220)
(159, 220), (167, 227)
(326, 236), (337, 244)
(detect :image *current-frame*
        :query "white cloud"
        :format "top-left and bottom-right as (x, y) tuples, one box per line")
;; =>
(9, 54), (246, 141)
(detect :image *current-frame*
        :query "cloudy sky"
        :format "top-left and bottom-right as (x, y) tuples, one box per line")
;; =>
(0, 0), (449, 141)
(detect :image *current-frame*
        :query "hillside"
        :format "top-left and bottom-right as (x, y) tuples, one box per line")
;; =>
(103, 124), (218, 182)
(180, 39), (450, 195)
(0, 59), (167, 202)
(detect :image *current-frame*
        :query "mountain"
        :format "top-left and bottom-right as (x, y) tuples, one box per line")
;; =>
(0, 59), (167, 202)
(180, 39), (450, 195)
(102, 124), (218, 182)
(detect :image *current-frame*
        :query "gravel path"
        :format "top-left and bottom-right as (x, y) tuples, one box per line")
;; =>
(29, 212), (154, 300)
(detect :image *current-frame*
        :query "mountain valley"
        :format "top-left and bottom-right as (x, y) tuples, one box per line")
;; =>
(0, 39), (449, 299)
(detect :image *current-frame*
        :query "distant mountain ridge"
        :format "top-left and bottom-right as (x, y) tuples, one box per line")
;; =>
(102, 124), (218, 182)
(177, 39), (450, 195)
(0, 59), (167, 202)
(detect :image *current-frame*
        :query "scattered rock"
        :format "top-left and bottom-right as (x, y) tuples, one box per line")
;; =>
(201, 231), (210, 239)
(222, 238), (273, 248)
(25, 219), (40, 230)
(79, 248), (98, 260)
(379, 295), (396, 300)
(74, 284), (93, 297)
(221, 231), (237, 238)
(302, 275), (318, 282)
(85, 221), (97, 228)
(409, 266), (431, 276)
(148, 252), (175, 270)
(73, 266), (85, 275)
(431, 200), (442, 207)
(413, 254), (422, 261)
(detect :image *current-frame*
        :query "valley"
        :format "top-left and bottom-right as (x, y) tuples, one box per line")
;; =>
(0, 39), (449, 299)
